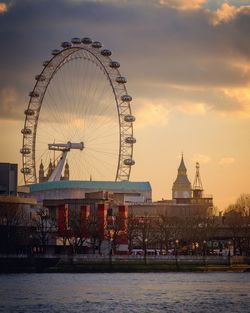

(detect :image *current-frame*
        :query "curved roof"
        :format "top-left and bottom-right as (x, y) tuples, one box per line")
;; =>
(29, 180), (151, 193)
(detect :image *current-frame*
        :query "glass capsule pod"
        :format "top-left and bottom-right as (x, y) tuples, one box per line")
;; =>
(82, 37), (92, 44)
(116, 76), (127, 84)
(124, 159), (135, 166)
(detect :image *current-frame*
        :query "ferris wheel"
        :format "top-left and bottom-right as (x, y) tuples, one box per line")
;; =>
(20, 37), (136, 184)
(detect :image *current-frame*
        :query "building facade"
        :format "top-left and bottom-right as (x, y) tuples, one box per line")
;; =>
(0, 163), (18, 196)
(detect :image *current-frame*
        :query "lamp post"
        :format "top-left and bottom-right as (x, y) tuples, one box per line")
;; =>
(227, 240), (232, 267)
(144, 238), (148, 265)
(175, 239), (179, 270)
(109, 237), (113, 266)
(203, 240), (207, 270)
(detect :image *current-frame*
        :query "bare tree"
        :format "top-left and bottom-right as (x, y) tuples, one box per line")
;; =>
(126, 213), (139, 253)
(34, 207), (57, 252)
(0, 203), (31, 254)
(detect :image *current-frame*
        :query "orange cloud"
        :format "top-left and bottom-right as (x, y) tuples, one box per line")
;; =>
(176, 101), (212, 116)
(219, 157), (235, 165)
(211, 3), (250, 26)
(159, 0), (206, 10)
(222, 87), (250, 118)
(0, 2), (7, 13)
(134, 98), (171, 128)
(192, 153), (211, 164)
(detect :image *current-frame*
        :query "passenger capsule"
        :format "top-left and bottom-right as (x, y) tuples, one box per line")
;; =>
(109, 61), (120, 69)
(35, 74), (46, 82)
(20, 147), (31, 155)
(61, 41), (72, 48)
(24, 109), (35, 116)
(71, 37), (81, 44)
(92, 41), (102, 49)
(52, 49), (60, 56)
(43, 60), (49, 67)
(82, 37), (92, 44)
(101, 49), (112, 57)
(121, 95), (132, 102)
(124, 115), (136, 122)
(124, 159), (135, 166)
(21, 167), (31, 174)
(29, 91), (39, 98)
(116, 76), (127, 84)
(125, 137), (136, 144)
(21, 128), (32, 135)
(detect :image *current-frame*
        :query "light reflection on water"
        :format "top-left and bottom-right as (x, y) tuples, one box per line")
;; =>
(0, 273), (250, 313)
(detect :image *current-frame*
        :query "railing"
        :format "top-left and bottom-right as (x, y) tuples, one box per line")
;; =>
(0, 254), (249, 265)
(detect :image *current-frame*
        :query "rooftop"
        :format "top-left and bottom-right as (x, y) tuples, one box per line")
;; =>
(28, 180), (152, 193)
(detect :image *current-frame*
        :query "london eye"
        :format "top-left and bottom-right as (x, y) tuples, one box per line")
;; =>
(20, 37), (136, 184)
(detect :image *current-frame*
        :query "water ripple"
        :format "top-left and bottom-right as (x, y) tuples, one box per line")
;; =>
(0, 273), (249, 313)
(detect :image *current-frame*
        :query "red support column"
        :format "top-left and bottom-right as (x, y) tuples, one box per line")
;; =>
(58, 204), (68, 234)
(97, 203), (107, 240)
(81, 205), (90, 237)
(117, 205), (128, 253)
(118, 205), (128, 231)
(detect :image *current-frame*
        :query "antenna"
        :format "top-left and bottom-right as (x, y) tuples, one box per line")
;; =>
(193, 162), (203, 190)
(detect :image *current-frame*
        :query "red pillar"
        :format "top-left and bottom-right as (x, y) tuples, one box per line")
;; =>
(116, 205), (128, 249)
(97, 203), (107, 240)
(81, 205), (90, 237)
(118, 205), (128, 231)
(58, 204), (68, 234)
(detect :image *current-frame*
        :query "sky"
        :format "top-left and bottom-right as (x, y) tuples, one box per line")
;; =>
(0, 0), (249, 211)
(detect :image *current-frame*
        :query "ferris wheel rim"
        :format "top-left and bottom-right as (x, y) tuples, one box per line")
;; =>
(21, 38), (135, 184)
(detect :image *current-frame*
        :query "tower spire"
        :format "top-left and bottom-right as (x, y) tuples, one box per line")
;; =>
(193, 162), (203, 198)
(172, 154), (192, 199)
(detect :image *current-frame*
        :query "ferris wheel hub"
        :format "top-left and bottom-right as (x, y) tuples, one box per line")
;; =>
(48, 141), (84, 152)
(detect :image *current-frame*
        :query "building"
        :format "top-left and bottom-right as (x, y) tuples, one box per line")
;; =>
(0, 163), (37, 254)
(129, 155), (213, 218)
(39, 160), (70, 183)
(23, 180), (151, 254)
(0, 163), (18, 196)
(172, 154), (192, 199)
(27, 180), (152, 204)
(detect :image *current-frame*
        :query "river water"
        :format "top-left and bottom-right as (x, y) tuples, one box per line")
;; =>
(0, 273), (249, 313)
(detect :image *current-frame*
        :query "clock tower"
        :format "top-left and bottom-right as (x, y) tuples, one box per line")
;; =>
(172, 154), (192, 199)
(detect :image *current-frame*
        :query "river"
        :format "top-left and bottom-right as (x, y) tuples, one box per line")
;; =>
(0, 273), (249, 312)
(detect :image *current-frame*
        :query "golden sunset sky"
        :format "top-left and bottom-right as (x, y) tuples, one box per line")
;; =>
(0, 0), (249, 210)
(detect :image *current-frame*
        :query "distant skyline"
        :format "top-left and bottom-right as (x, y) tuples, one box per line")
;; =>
(0, 0), (249, 210)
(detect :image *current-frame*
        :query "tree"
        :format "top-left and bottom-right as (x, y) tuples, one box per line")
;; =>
(126, 213), (139, 253)
(34, 207), (57, 252)
(133, 214), (155, 263)
(224, 209), (244, 255)
(0, 202), (31, 254)
(224, 194), (250, 256)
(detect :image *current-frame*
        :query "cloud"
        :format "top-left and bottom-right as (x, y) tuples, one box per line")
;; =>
(0, 2), (7, 13)
(219, 157), (235, 165)
(0, 87), (24, 121)
(159, 0), (207, 10)
(1, 0), (250, 122)
(192, 153), (211, 164)
(134, 99), (171, 128)
(221, 87), (250, 118)
(176, 101), (212, 115)
(211, 3), (250, 26)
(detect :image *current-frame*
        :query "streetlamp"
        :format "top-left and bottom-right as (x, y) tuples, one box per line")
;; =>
(227, 240), (232, 267)
(109, 237), (113, 266)
(203, 240), (207, 270)
(175, 239), (179, 270)
(144, 238), (148, 265)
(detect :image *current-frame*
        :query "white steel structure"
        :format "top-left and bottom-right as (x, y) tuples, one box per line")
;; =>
(21, 37), (136, 184)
